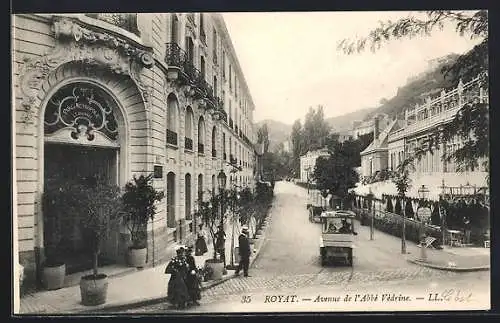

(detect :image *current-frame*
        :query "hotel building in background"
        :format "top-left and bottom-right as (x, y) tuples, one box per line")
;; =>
(13, 13), (257, 287)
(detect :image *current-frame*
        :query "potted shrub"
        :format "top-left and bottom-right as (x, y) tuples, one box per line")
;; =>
(197, 190), (228, 280)
(121, 174), (165, 267)
(40, 181), (79, 290)
(75, 181), (123, 306)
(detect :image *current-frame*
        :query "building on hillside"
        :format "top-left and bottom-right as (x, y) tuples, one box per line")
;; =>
(13, 13), (257, 287)
(356, 75), (489, 199)
(360, 117), (405, 180)
(330, 130), (353, 143)
(299, 148), (330, 183)
(351, 113), (391, 140)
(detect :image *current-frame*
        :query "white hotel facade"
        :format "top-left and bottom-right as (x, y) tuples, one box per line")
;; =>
(13, 13), (258, 286)
(358, 75), (489, 199)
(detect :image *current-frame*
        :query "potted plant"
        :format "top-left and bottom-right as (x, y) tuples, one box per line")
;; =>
(121, 174), (165, 267)
(196, 190), (227, 280)
(75, 181), (123, 306)
(40, 181), (79, 290)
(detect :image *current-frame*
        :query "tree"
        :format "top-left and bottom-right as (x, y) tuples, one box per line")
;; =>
(303, 105), (331, 151)
(313, 138), (360, 208)
(391, 155), (415, 254)
(257, 123), (270, 154)
(290, 119), (303, 177)
(338, 10), (489, 173)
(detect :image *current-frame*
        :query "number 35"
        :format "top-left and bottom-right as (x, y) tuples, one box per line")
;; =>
(241, 295), (252, 303)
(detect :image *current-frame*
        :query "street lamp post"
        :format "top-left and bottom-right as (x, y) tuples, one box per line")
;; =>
(229, 186), (240, 269)
(367, 187), (374, 240)
(417, 184), (430, 261)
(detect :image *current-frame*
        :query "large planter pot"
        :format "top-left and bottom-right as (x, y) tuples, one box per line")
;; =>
(42, 263), (66, 290)
(80, 274), (108, 306)
(127, 247), (147, 268)
(205, 259), (224, 280)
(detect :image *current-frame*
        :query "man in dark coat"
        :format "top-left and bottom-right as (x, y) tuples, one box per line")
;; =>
(235, 226), (251, 277)
(215, 224), (226, 267)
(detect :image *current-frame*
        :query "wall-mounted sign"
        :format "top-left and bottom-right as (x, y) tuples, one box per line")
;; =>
(44, 83), (119, 142)
(154, 165), (163, 179)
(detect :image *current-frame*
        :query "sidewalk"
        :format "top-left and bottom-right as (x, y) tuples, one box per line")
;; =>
(18, 214), (272, 314)
(407, 245), (490, 272)
(354, 218), (490, 272)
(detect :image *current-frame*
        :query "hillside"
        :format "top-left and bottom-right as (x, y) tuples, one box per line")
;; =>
(365, 53), (460, 120)
(325, 107), (376, 133)
(254, 119), (292, 152)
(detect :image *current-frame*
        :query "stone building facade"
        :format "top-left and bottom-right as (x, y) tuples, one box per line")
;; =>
(13, 13), (257, 286)
(299, 148), (330, 183)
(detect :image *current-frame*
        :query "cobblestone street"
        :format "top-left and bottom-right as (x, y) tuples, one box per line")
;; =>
(111, 182), (490, 313)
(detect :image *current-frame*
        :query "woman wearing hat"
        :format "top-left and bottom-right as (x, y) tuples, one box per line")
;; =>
(185, 246), (201, 306)
(165, 246), (190, 309)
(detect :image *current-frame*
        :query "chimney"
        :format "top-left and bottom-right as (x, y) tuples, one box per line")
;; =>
(373, 115), (380, 140)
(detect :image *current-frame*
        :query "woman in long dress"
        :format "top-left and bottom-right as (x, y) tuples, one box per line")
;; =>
(185, 246), (201, 306)
(165, 246), (190, 309)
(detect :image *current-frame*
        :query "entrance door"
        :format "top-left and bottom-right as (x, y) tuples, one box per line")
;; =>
(44, 143), (119, 273)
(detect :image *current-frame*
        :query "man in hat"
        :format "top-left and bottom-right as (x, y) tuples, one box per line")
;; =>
(235, 226), (251, 277)
(215, 224), (226, 267)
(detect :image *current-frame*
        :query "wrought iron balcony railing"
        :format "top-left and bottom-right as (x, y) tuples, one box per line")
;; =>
(198, 143), (205, 154)
(183, 62), (204, 87)
(166, 129), (178, 146)
(185, 137), (193, 150)
(219, 109), (228, 124)
(212, 149), (217, 158)
(165, 42), (188, 68)
(86, 13), (141, 36)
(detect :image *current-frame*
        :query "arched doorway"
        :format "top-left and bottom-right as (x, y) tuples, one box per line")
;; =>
(43, 82), (123, 273)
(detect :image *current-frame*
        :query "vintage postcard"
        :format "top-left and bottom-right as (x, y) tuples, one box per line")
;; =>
(12, 11), (490, 314)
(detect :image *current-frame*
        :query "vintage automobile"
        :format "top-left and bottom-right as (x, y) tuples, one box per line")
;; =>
(319, 210), (357, 266)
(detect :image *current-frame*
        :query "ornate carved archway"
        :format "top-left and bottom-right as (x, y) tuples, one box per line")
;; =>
(18, 16), (155, 124)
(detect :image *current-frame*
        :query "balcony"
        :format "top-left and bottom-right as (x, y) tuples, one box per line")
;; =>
(212, 149), (217, 158)
(198, 143), (205, 154)
(85, 13), (140, 36)
(166, 129), (178, 146)
(389, 76), (486, 142)
(185, 137), (193, 151)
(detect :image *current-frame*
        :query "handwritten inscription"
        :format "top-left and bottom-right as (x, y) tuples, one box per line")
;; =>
(428, 289), (473, 303)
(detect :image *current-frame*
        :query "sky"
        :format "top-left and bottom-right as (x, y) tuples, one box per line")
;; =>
(222, 11), (483, 125)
